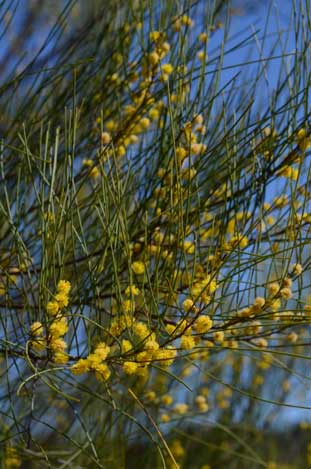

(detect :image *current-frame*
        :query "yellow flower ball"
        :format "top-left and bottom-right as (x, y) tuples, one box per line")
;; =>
(123, 361), (138, 375)
(194, 315), (213, 334)
(131, 261), (145, 275)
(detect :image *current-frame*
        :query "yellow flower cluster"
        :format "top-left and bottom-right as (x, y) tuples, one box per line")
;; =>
(295, 128), (311, 151)
(71, 341), (111, 382)
(153, 346), (176, 367)
(172, 14), (194, 31)
(195, 394), (209, 412)
(0, 270), (17, 297)
(29, 279), (71, 364)
(125, 284), (140, 296)
(47, 280), (71, 364)
(46, 280), (71, 317)
(194, 315), (213, 334)
(277, 165), (299, 180)
(82, 158), (100, 179)
(191, 274), (217, 304)
(4, 447), (21, 469)
(131, 261), (145, 275)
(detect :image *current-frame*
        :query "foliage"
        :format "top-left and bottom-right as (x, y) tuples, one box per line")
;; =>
(0, 0), (310, 467)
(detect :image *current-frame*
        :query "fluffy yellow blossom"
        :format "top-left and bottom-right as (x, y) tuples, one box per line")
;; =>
(158, 41), (170, 57)
(258, 353), (272, 370)
(46, 300), (60, 316)
(123, 361), (138, 375)
(195, 395), (206, 406)
(160, 413), (170, 423)
(136, 366), (149, 379)
(143, 390), (156, 402)
(181, 15), (193, 27)
(46, 280), (71, 318)
(57, 279), (71, 295)
(166, 323), (177, 336)
(54, 292), (69, 308)
(149, 107), (160, 120)
(135, 352), (150, 365)
(252, 338), (268, 348)
(71, 358), (90, 375)
(139, 117), (151, 130)
(49, 318), (68, 338)
(183, 240), (195, 253)
(238, 307), (252, 318)
(295, 128), (311, 151)
(82, 159), (100, 179)
(273, 194), (288, 208)
(267, 282), (280, 296)
(0, 280), (6, 296)
(122, 339), (133, 353)
(191, 142), (206, 154)
(133, 321), (149, 339)
(282, 277), (292, 288)
(173, 403), (188, 414)
(149, 30), (161, 42)
(122, 299), (134, 313)
(125, 285), (140, 296)
(199, 32), (208, 42)
(280, 287), (292, 299)
(175, 146), (188, 162)
(266, 215), (275, 225)
(197, 402), (209, 412)
(177, 319), (190, 335)
(49, 337), (67, 353)
(161, 394), (173, 406)
(251, 297), (265, 313)
(155, 347), (177, 366)
(101, 132), (111, 144)
(180, 335), (195, 350)
(144, 339), (159, 353)
(245, 321), (262, 335)
(131, 261), (145, 275)
(278, 165), (298, 180)
(194, 315), (213, 334)
(181, 167), (197, 180)
(291, 263), (302, 275)
(87, 352), (103, 368)
(109, 317), (127, 337)
(30, 337), (46, 352)
(182, 298), (196, 312)
(4, 447), (21, 469)
(149, 51), (160, 66)
(172, 16), (182, 31)
(197, 50), (206, 62)
(30, 321), (43, 336)
(94, 363), (111, 382)
(213, 331), (225, 343)
(116, 145), (126, 157)
(286, 331), (298, 343)
(191, 275), (217, 304)
(229, 233), (249, 248)
(161, 63), (174, 75)
(94, 342), (110, 360)
(170, 439), (185, 459)
(53, 352), (69, 364)
(253, 375), (264, 386)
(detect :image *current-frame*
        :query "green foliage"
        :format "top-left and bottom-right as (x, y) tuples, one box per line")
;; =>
(0, 0), (310, 467)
